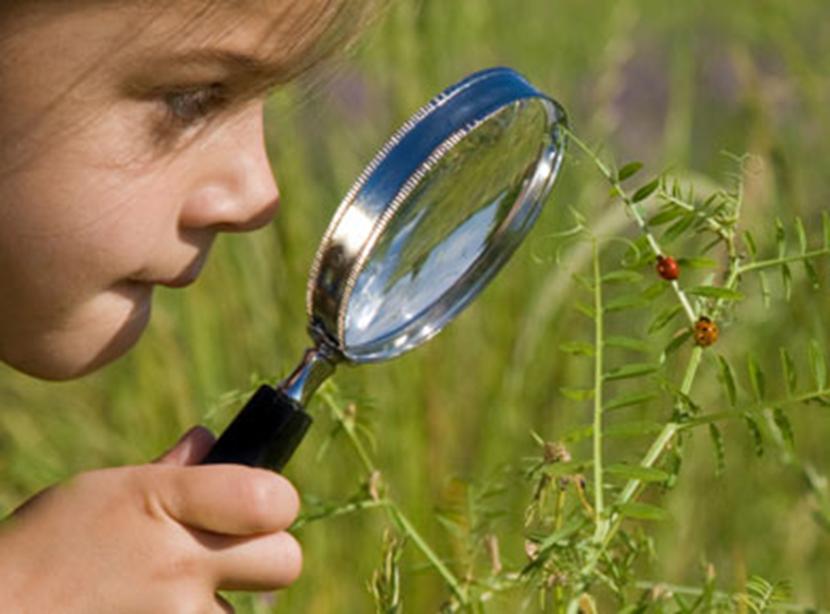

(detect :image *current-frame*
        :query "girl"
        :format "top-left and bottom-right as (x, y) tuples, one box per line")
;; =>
(0, 1), (381, 611)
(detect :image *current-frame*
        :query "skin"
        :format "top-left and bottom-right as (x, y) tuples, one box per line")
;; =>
(0, 0), (338, 379)
(0, 1), (350, 610)
(1, 428), (302, 613)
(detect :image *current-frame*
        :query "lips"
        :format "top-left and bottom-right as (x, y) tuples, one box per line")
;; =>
(132, 252), (209, 289)
(157, 265), (203, 288)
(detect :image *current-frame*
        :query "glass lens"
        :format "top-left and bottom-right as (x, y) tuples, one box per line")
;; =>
(342, 98), (563, 360)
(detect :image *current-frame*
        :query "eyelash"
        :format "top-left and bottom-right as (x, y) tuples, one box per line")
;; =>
(161, 83), (228, 126)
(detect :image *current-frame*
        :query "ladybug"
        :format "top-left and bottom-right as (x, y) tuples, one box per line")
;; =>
(693, 316), (719, 347)
(656, 255), (680, 281)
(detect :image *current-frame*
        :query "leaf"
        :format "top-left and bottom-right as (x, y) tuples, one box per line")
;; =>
(744, 229), (758, 259)
(526, 517), (586, 565)
(773, 408), (795, 449)
(604, 420), (664, 438)
(546, 460), (593, 478)
(805, 259), (820, 289)
(573, 273), (594, 292)
(809, 340), (827, 390)
(606, 464), (669, 483)
(642, 281), (669, 300)
(686, 286), (744, 301)
(744, 414), (765, 457)
(795, 216), (808, 254)
(649, 206), (686, 227)
(574, 301), (596, 319)
(759, 270), (771, 309)
(747, 354), (766, 401)
(824, 210), (830, 249)
(664, 330), (693, 356)
(530, 431), (545, 447)
(606, 335), (651, 353)
(716, 354), (738, 407)
(620, 235), (651, 268)
(663, 214), (696, 244)
(559, 341), (595, 357)
(709, 424), (726, 477)
(632, 178), (660, 203)
(562, 425), (594, 443)
(603, 363), (661, 382)
(602, 270), (644, 284)
(617, 501), (668, 521)
(604, 391), (660, 412)
(668, 178), (680, 199)
(738, 576), (793, 614)
(779, 348), (797, 396)
(649, 305), (683, 334)
(664, 447), (683, 490)
(781, 262), (792, 301)
(677, 257), (718, 269)
(617, 161), (643, 182)
(776, 217), (787, 258)
(605, 294), (651, 312)
(560, 387), (595, 401)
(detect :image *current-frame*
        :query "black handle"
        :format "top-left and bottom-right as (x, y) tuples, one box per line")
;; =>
(201, 385), (312, 471)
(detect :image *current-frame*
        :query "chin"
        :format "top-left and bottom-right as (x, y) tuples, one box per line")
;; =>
(2, 289), (153, 381)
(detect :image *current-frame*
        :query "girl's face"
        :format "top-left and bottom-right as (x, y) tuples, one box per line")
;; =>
(0, 2), (327, 379)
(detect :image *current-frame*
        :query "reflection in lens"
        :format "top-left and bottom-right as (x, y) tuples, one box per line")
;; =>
(343, 97), (560, 356)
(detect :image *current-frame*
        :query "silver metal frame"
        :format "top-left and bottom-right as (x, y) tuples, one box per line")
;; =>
(305, 66), (567, 364)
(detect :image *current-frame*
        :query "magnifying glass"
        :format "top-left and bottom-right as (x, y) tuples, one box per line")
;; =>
(202, 67), (567, 471)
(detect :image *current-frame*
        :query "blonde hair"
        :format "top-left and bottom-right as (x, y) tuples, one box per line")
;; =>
(0, 0), (390, 165)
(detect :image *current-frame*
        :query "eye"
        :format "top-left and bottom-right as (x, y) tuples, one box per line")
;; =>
(162, 83), (228, 125)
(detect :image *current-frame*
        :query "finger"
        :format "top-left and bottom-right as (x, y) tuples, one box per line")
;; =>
(155, 426), (216, 466)
(154, 465), (300, 535)
(197, 530), (303, 591)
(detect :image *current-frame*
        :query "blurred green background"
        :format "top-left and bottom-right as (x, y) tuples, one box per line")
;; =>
(2, 0), (829, 610)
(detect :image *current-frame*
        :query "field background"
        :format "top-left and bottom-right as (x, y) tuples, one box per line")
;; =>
(2, 0), (829, 611)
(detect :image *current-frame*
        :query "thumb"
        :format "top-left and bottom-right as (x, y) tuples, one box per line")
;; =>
(155, 426), (216, 465)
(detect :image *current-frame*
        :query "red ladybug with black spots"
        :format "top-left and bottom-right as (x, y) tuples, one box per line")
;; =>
(693, 316), (719, 347)
(656, 255), (680, 281)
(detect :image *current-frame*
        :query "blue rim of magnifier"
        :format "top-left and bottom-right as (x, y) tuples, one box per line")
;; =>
(307, 66), (567, 362)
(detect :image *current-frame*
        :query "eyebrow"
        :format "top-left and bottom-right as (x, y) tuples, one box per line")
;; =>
(170, 49), (287, 76)
(128, 47), (295, 92)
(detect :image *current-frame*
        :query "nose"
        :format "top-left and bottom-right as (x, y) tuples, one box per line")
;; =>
(180, 105), (280, 233)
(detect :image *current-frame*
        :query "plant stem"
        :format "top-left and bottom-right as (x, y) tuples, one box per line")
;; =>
(656, 190), (731, 236)
(293, 497), (386, 529)
(736, 247), (830, 275)
(386, 503), (468, 604)
(633, 581), (827, 613)
(591, 239), (608, 542)
(320, 387), (468, 605)
(580, 348), (704, 579)
(320, 389), (376, 474)
(615, 348), (702, 510)
(565, 129), (697, 325)
(679, 387), (830, 430)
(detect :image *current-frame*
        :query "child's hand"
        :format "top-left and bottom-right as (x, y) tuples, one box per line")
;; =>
(0, 427), (302, 613)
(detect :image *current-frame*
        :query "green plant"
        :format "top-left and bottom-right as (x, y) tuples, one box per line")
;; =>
(3, 3), (829, 612)
(288, 128), (830, 612)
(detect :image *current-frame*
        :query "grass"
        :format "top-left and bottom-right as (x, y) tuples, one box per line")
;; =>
(2, 0), (830, 611)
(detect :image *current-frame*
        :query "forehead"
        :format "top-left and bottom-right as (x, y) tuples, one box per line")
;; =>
(4, 0), (345, 77)
(140, 2), (341, 58)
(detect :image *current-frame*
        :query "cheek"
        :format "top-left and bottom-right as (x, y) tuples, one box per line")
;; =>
(0, 171), (182, 378)
(4, 182), (172, 289)
(0, 157), (188, 344)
